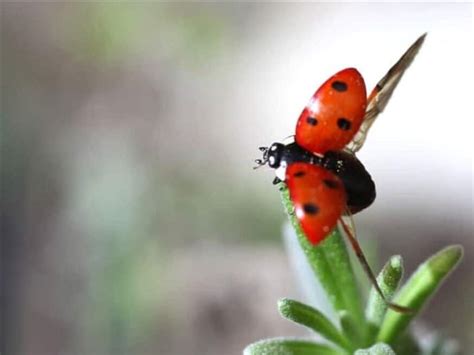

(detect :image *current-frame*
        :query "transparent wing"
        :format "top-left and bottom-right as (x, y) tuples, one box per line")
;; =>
(345, 33), (427, 154)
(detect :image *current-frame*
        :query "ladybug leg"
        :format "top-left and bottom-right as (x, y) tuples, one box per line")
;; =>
(273, 177), (282, 185)
(253, 159), (265, 169)
(339, 215), (412, 314)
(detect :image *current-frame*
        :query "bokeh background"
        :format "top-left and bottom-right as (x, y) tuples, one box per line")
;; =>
(1, 3), (473, 355)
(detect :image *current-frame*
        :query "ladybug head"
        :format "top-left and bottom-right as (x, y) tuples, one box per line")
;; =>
(254, 143), (284, 169)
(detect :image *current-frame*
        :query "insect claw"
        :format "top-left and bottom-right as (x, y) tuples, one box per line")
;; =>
(272, 177), (281, 185)
(253, 160), (265, 170)
(259, 146), (267, 152)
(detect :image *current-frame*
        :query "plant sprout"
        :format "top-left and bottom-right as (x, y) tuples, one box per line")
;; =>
(244, 185), (463, 355)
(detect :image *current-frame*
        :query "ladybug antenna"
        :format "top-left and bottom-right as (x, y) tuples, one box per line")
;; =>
(338, 215), (413, 314)
(253, 146), (269, 169)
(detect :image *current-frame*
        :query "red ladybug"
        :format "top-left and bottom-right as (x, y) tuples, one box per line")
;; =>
(255, 34), (426, 313)
(256, 33), (425, 243)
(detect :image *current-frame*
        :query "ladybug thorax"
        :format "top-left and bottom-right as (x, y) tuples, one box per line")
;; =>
(265, 142), (322, 180)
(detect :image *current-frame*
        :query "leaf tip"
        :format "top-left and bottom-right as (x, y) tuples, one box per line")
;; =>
(277, 297), (291, 316)
(383, 255), (404, 287)
(428, 244), (463, 278)
(389, 255), (402, 270)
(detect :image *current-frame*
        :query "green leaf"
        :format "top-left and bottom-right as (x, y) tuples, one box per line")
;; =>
(243, 338), (347, 355)
(366, 255), (404, 330)
(354, 343), (396, 355)
(377, 245), (463, 344)
(280, 185), (365, 325)
(278, 298), (352, 351)
(339, 310), (366, 349)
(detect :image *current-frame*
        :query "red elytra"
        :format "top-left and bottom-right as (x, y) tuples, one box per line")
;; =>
(286, 163), (345, 244)
(295, 68), (367, 155)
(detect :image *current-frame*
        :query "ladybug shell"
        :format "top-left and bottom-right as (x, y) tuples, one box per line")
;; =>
(295, 68), (367, 154)
(286, 163), (346, 245)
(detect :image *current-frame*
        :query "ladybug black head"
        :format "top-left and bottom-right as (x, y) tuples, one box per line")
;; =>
(254, 143), (284, 169)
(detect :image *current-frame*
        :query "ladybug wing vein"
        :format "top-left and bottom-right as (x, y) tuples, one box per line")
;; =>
(345, 33), (426, 154)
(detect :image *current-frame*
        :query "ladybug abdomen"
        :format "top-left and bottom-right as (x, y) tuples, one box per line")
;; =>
(323, 150), (376, 213)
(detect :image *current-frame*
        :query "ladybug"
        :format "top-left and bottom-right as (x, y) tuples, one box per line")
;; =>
(255, 34), (426, 313)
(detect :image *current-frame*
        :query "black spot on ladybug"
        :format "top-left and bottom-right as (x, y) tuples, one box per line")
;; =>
(323, 179), (339, 189)
(294, 171), (306, 178)
(337, 118), (352, 131)
(303, 203), (319, 215)
(332, 81), (348, 92)
(306, 116), (318, 126)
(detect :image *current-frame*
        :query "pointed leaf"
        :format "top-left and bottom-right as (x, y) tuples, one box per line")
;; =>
(377, 245), (463, 344)
(244, 337), (347, 355)
(278, 298), (352, 351)
(366, 255), (404, 331)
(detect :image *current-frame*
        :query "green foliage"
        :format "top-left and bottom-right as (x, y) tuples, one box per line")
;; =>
(377, 246), (463, 345)
(278, 298), (352, 351)
(244, 338), (346, 355)
(355, 343), (396, 355)
(366, 256), (404, 328)
(244, 185), (463, 355)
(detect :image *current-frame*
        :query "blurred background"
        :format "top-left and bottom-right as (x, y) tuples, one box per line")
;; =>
(1, 3), (473, 355)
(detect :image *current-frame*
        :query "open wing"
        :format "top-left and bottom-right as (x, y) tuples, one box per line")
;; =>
(345, 33), (427, 154)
